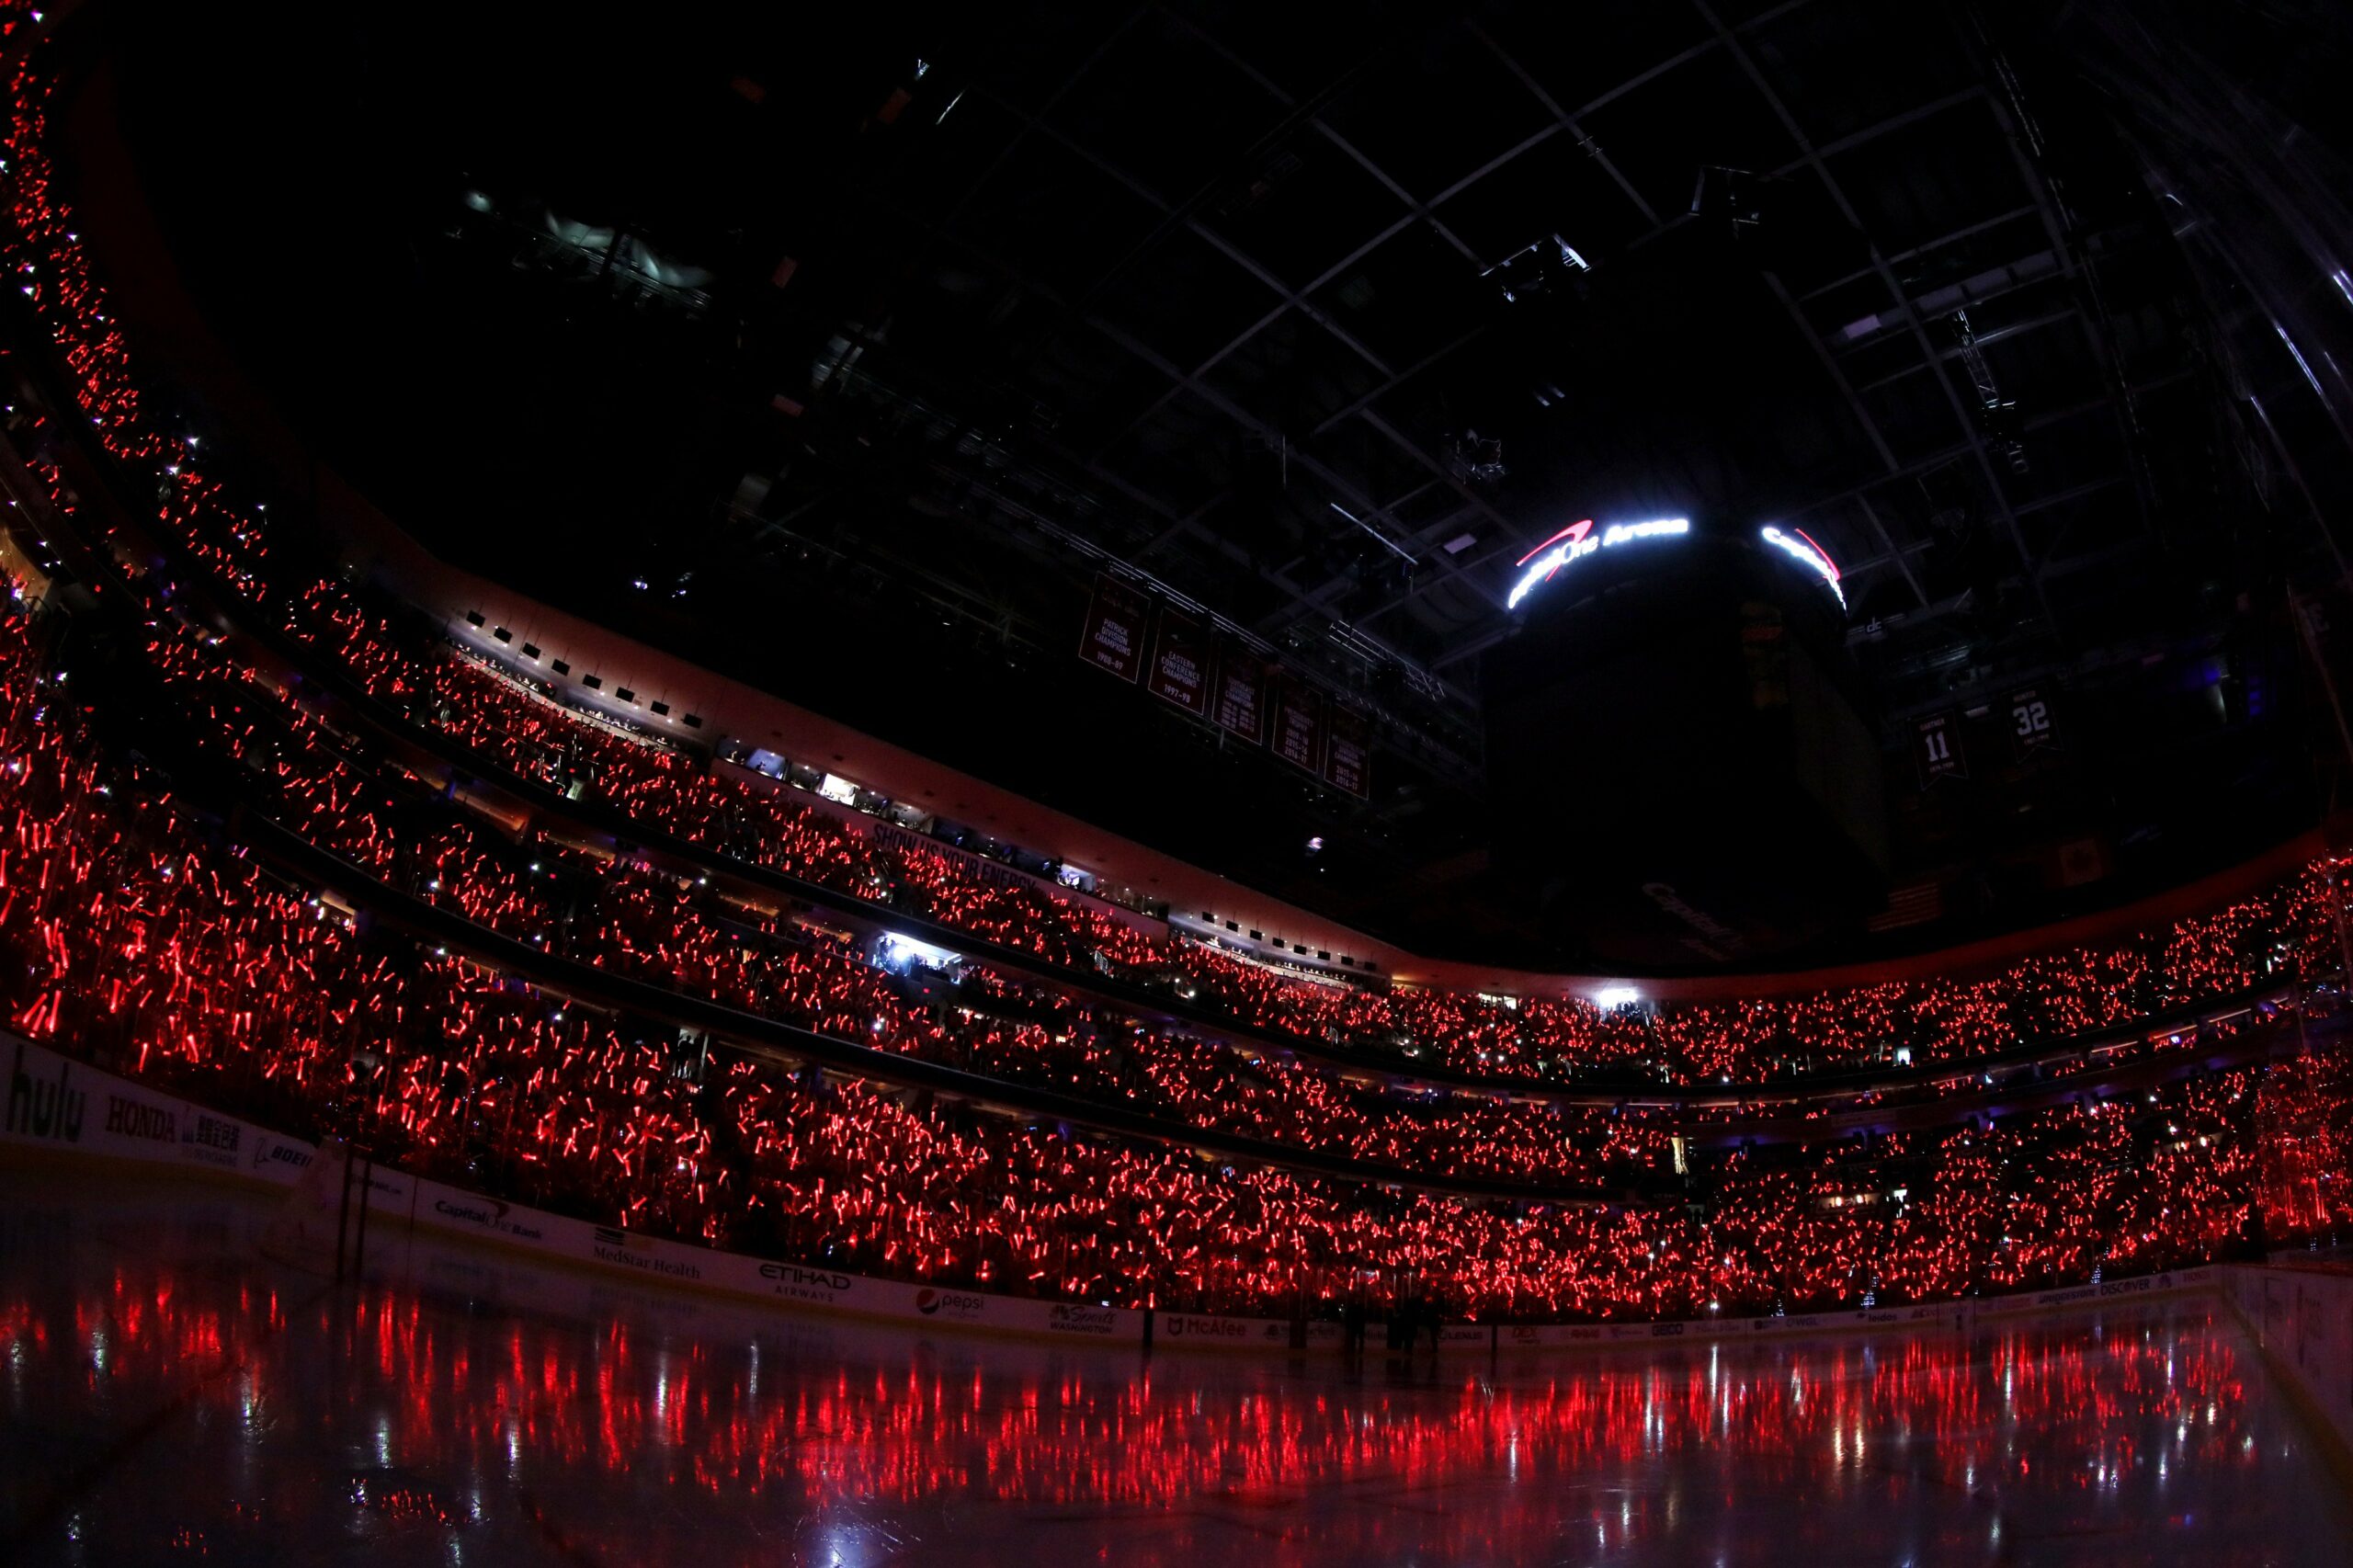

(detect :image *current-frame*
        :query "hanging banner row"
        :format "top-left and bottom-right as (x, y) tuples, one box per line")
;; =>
(1080, 574), (1370, 797)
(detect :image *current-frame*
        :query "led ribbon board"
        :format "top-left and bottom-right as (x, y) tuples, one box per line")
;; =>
(1757, 526), (1845, 609)
(1506, 517), (1690, 609)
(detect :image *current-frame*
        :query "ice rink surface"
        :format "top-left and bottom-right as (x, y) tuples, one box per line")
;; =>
(0, 1169), (2346, 1566)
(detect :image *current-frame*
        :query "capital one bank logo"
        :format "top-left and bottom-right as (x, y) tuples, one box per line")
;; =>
(1506, 517), (1690, 608)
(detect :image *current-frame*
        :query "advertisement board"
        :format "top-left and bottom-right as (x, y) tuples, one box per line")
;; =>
(3, 1036), (2237, 1357)
(1, 1036), (310, 1187)
(1154, 1311), (1297, 1349)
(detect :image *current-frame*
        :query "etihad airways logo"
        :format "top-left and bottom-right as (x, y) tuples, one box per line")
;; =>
(761, 1264), (854, 1295)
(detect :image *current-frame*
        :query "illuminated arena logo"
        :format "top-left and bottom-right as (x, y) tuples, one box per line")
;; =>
(1506, 517), (1690, 608)
(1758, 525), (1845, 609)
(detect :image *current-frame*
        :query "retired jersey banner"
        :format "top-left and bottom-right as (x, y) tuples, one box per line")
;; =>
(1214, 646), (1265, 744)
(1915, 711), (1965, 785)
(2006, 687), (2057, 759)
(1146, 607), (1212, 717)
(1272, 677), (1324, 774)
(1322, 705), (1370, 797)
(1078, 574), (1151, 682)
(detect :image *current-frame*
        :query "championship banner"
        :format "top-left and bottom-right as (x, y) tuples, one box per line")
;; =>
(1322, 705), (1370, 797)
(1145, 606), (1212, 717)
(1214, 646), (1266, 744)
(1272, 677), (1324, 774)
(1078, 574), (1151, 682)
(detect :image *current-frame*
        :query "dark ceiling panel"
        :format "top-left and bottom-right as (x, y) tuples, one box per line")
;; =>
(1201, 307), (1387, 431)
(978, 3), (1141, 112)
(1824, 99), (2024, 256)
(954, 135), (1168, 298)
(1436, 131), (1659, 261)
(1044, 12), (1289, 203)
(1475, 0), (1716, 120)
(1310, 227), (1486, 365)
(870, 94), (1030, 221)
(1199, 130), (1412, 289)
(1095, 391), (1244, 517)
(1314, 24), (1555, 202)
(1745, 0), (1979, 145)
(1020, 329), (1178, 456)
(1086, 224), (1283, 366)
(1580, 45), (1805, 224)
(1159, 0), (1392, 102)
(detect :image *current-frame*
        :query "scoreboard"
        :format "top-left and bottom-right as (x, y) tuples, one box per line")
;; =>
(1483, 524), (1887, 967)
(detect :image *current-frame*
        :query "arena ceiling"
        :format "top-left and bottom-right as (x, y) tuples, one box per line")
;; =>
(795, 0), (2219, 713)
(91, 0), (2351, 967)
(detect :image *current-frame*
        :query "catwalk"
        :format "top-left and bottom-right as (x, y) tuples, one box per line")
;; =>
(0, 1170), (2343, 1566)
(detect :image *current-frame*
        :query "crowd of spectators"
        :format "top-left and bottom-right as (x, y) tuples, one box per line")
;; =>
(0, 599), (2336, 1318)
(0, 17), (2345, 1326)
(138, 626), (1672, 1189)
(159, 572), (2353, 1090)
(0, 5), (2336, 1094)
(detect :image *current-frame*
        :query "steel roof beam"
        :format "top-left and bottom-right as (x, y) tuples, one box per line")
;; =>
(1760, 268), (1932, 609)
(1797, 203), (2042, 301)
(1697, 0), (2062, 647)
(942, 9), (1147, 226)
(1850, 302), (2080, 395)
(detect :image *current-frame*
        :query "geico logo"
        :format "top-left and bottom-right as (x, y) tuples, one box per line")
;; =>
(915, 1289), (984, 1316)
(1508, 1327), (1541, 1344)
(760, 1264), (853, 1291)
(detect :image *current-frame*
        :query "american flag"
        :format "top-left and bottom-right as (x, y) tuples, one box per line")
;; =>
(1867, 881), (1944, 933)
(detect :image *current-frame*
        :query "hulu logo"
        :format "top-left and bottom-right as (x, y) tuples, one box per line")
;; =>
(6, 1041), (85, 1142)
